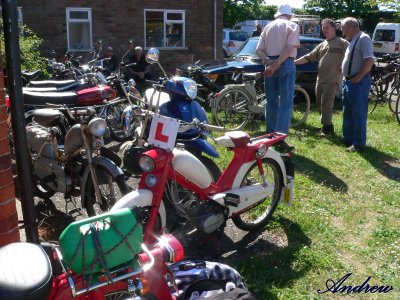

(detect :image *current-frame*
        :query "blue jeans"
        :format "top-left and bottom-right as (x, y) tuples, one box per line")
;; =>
(342, 75), (371, 148)
(264, 59), (296, 134)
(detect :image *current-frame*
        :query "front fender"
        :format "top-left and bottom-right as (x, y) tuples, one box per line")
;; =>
(80, 156), (125, 207)
(111, 189), (166, 229)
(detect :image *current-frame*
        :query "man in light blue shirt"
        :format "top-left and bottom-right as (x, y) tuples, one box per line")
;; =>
(341, 17), (375, 152)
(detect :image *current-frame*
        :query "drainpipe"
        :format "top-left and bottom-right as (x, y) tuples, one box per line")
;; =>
(213, 0), (217, 59)
(2, 0), (39, 243)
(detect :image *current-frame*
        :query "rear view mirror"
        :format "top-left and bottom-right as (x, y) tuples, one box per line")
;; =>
(146, 48), (160, 64)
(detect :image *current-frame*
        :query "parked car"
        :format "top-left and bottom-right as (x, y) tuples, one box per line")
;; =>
(178, 36), (323, 98)
(223, 29), (250, 57)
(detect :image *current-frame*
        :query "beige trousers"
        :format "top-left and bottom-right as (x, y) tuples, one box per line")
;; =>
(315, 82), (337, 126)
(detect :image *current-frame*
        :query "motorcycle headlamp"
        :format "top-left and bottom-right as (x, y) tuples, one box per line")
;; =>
(138, 155), (155, 172)
(88, 118), (108, 137)
(256, 144), (267, 158)
(183, 79), (198, 100)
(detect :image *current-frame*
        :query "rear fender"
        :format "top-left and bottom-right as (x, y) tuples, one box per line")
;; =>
(111, 189), (166, 228)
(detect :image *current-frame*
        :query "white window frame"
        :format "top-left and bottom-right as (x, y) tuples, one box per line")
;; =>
(144, 9), (186, 50)
(66, 7), (92, 52)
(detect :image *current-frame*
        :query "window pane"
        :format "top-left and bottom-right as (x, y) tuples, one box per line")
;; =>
(167, 12), (182, 21)
(69, 11), (89, 20)
(229, 31), (249, 41)
(69, 22), (91, 49)
(375, 30), (395, 42)
(166, 23), (183, 47)
(146, 11), (164, 48)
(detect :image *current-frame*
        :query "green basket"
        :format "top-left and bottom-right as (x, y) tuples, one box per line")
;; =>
(59, 208), (143, 274)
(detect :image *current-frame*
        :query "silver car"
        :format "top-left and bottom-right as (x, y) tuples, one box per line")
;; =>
(223, 29), (250, 57)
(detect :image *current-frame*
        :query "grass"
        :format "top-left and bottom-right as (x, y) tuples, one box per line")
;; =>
(209, 103), (400, 299)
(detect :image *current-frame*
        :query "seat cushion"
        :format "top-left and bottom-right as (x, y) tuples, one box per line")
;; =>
(0, 243), (53, 300)
(215, 131), (250, 148)
(29, 79), (77, 88)
(23, 90), (77, 106)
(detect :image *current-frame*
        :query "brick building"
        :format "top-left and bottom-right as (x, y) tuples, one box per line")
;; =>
(18, 0), (224, 73)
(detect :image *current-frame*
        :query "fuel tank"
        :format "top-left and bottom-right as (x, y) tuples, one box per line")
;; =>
(64, 124), (84, 155)
(172, 148), (212, 189)
(76, 86), (116, 106)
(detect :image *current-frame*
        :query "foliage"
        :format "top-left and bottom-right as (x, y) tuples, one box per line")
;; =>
(0, 19), (47, 74)
(224, 0), (305, 28)
(368, 0), (400, 11)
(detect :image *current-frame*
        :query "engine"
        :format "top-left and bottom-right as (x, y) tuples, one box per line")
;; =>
(185, 200), (227, 234)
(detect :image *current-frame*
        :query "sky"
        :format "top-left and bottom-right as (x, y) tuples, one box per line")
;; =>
(264, 0), (305, 9)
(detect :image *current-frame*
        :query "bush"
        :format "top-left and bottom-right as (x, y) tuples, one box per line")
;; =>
(0, 19), (47, 75)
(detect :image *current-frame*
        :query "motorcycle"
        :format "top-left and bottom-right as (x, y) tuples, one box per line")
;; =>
(112, 111), (295, 245)
(0, 208), (184, 300)
(121, 48), (220, 177)
(26, 105), (129, 216)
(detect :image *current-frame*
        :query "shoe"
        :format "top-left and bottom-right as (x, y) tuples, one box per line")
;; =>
(275, 140), (295, 152)
(320, 124), (334, 137)
(346, 145), (364, 152)
(342, 140), (352, 147)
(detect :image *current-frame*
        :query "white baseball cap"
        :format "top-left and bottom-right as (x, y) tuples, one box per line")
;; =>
(274, 4), (295, 19)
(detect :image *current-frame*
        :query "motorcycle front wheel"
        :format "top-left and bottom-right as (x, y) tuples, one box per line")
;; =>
(82, 166), (130, 216)
(232, 158), (283, 231)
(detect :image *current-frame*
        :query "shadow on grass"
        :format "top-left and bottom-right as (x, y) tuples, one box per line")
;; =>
(359, 146), (400, 182)
(294, 154), (348, 192)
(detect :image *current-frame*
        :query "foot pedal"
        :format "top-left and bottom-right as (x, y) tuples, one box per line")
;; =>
(224, 193), (240, 207)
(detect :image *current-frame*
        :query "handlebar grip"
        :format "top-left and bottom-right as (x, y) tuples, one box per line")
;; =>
(203, 123), (225, 132)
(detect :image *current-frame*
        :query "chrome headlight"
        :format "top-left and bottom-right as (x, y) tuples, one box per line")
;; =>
(183, 79), (197, 100)
(139, 155), (155, 172)
(145, 174), (157, 187)
(256, 144), (267, 158)
(88, 117), (108, 137)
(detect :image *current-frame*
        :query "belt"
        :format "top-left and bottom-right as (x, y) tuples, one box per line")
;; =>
(267, 56), (295, 61)
(345, 75), (356, 80)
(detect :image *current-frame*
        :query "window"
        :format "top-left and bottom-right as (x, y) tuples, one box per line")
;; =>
(66, 8), (92, 51)
(145, 10), (185, 49)
(0, 7), (23, 24)
(374, 29), (395, 42)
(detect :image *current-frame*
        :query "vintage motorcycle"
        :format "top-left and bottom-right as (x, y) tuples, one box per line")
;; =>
(112, 111), (294, 245)
(26, 106), (129, 216)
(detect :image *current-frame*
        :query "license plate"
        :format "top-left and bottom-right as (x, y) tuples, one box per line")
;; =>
(374, 43), (382, 48)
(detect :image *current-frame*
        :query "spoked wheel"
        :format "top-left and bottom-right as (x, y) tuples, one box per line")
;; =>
(396, 94), (400, 124)
(104, 291), (138, 300)
(212, 87), (252, 131)
(83, 166), (130, 216)
(291, 86), (310, 127)
(368, 82), (382, 114)
(389, 85), (400, 113)
(106, 102), (129, 142)
(232, 158), (283, 231)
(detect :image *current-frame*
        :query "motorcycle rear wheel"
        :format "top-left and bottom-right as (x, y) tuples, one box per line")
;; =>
(232, 158), (283, 231)
(82, 166), (130, 216)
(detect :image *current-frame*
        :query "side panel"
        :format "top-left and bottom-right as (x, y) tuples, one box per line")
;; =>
(110, 189), (166, 228)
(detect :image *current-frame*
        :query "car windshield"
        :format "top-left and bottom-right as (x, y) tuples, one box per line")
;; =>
(229, 31), (250, 41)
(233, 39), (259, 57)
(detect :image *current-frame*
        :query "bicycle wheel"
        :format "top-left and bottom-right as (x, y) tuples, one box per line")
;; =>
(388, 85), (400, 113)
(396, 94), (400, 124)
(82, 165), (129, 216)
(232, 158), (283, 231)
(291, 86), (310, 127)
(212, 87), (252, 131)
(368, 82), (380, 114)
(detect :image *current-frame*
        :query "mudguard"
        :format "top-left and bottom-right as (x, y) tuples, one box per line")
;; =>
(80, 156), (124, 208)
(111, 189), (166, 228)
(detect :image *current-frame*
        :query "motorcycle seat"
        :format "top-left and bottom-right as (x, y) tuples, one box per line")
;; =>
(22, 70), (41, 80)
(215, 131), (250, 148)
(28, 79), (77, 88)
(23, 87), (59, 93)
(23, 90), (77, 106)
(0, 243), (53, 300)
(33, 108), (64, 127)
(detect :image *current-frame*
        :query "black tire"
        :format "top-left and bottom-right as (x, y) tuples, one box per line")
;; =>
(106, 103), (128, 142)
(232, 158), (283, 231)
(388, 85), (400, 113)
(291, 86), (310, 127)
(368, 82), (380, 114)
(82, 166), (130, 216)
(396, 94), (400, 124)
(164, 155), (221, 232)
(212, 87), (252, 131)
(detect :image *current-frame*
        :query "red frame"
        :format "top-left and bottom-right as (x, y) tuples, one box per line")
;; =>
(138, 132), (287, 243)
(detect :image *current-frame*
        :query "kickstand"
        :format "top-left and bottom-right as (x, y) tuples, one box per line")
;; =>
(64, 195), (84, 216)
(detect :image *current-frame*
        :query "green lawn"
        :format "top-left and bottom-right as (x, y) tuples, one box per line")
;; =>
(211, 103), (400, 299)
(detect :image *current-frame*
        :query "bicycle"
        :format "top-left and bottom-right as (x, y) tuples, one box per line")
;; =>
(210, 68), (311, 131)
(368, 54), (400, 114)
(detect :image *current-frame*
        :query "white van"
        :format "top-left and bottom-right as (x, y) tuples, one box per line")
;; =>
(372, 23), (400, 56)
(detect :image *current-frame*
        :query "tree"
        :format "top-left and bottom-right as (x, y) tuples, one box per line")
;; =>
(367, 0), (399, 11)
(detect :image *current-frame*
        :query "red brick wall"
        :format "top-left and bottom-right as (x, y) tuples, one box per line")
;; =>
(19, 0), (223, 73)
(0, 49), (20, 246)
